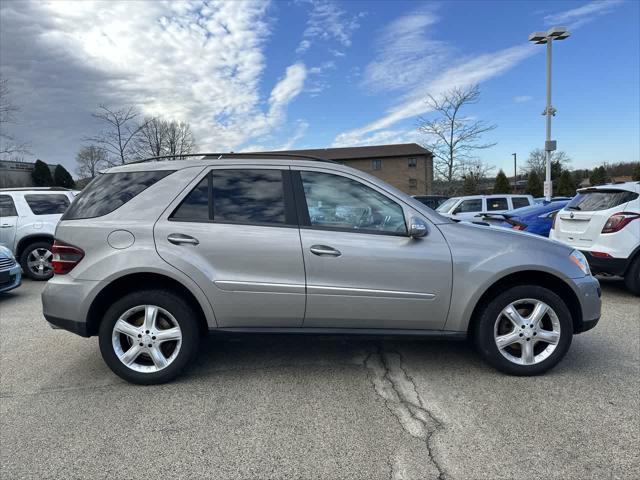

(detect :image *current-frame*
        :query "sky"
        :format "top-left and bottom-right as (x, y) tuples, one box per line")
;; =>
(0, 0), (638, 176)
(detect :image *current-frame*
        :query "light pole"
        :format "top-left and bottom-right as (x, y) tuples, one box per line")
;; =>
(529, 26), (570, 201)
(512, 153), (517, 189)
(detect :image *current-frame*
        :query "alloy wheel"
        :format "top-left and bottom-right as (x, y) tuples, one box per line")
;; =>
(27, 248), (53, 277)
(111, 305), (182, 373)
(494, 299), (561, 366)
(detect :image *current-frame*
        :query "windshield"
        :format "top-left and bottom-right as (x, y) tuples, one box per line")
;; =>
(436, 198), (459, 212)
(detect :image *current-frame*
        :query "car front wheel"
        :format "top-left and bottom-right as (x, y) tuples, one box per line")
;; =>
(98, 290), (201, 384)
(474, 285), (573, 376)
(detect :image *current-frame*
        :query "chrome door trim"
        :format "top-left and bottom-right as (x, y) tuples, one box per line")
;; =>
(307, 285), (436, 299)
(214, 280), (305, 294)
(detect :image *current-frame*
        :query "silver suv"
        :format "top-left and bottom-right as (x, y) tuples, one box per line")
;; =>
(41, 154), (601, 384)
(0, 187), (76, 280)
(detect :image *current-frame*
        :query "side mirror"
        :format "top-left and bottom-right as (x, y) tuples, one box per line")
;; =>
(409, 217), (428, 238)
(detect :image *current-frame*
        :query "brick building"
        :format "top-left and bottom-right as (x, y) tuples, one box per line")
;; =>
(263, 143), (433, 195)
(0, 159), (59, 188)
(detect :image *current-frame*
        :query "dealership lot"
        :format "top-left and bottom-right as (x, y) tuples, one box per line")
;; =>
(1, 279), (638, 479)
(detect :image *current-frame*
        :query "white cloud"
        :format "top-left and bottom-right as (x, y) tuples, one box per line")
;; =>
(279, 119), (310, 150)
(514, 95), (533, 103)
(544, 0), (623, 29)
(361, 10), (449, 92)
(0, 0), (307, 165)
(296, 0), (362, 55)
(334, 44), (535, 147)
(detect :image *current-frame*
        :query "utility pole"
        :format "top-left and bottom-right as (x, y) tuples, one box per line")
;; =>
(512, 153), (517, 189)
(529, 27), (571, 201)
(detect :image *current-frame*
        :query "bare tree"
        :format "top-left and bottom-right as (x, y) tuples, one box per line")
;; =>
(418, 84), (496, 182)
(75, 145), (107, 179)
(524, 149), (571, 180)
(0, 77), (30, 159)
(86, 105), (146, 165)
(134, 117), (196, 160)
(462, 158), (494, 184)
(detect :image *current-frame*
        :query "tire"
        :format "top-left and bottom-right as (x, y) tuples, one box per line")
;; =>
(624, 256), (640, 296)
(473, 285), (573, 376)
(99, 289), (201, 384)
(20, 241), (54, 281)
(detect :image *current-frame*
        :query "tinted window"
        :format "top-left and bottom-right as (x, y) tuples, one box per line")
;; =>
(63, 171), (173, 220)
(300, 171), (406, 235)
(0, 195), (17, 217)
(567, 190), (638, 211)
(487, 198), (508, 211)
(171, 176), (210, 221)
(24, 194), (69, 215)
(212, 169), (286, 225)
(512, 197), (530, 209)
(455, 199), (482, 213)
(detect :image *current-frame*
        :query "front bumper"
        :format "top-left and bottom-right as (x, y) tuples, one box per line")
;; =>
(572, 274), (602, 334)
(42, 276), (99, 337)
(0, 265), (22, 293)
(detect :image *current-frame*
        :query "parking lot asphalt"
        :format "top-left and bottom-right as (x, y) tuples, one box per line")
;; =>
(1, 279), (638, 480)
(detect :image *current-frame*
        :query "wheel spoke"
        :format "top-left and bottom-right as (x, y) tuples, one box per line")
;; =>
(155, 327), (181, 343)
(148, 346), (168, 369)
(529, 302), (548, 328)
(521, 340), (535, 365)
(43, 250), (52, 259)
(503, 304), (526, 328)
(114, 319), (140, 339)
(143, 306), (158, 331)
(27, 259), (38, 268)
(496, 331), (521, 349)
(536, 329), (560, 345)
(119, 344), (142, 366)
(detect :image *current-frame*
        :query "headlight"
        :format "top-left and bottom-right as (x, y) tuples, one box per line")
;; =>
(569, 250), (590, 276)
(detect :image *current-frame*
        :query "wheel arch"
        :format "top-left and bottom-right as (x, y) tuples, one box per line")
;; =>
(86, 272), (210, 337)
(16, 234), (54, 258)
(467, 270), (583, 337)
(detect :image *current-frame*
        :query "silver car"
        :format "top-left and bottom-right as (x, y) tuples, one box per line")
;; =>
(41, 154), (601, 384)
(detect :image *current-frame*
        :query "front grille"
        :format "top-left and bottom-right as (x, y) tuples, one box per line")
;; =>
(0, 257), (16, 269)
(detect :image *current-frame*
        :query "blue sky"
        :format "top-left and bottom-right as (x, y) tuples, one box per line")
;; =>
(0, 0), (638, 175)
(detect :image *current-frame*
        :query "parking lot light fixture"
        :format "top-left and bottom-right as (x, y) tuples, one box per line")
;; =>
(529, 26), (571, 201)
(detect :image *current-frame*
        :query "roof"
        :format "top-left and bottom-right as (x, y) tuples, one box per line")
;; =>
(0, 187), (73, 192)
(578, 181), (639, 194)
(253, 143), (431, 161)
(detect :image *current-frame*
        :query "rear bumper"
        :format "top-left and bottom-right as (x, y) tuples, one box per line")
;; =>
(0, 265), (22, 293)
(41, 276), (98, 337)
(582, 251), (629, 277)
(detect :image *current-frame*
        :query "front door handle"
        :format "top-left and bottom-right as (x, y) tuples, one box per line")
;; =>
(0, 224), (13, 228)
(310, 245), (341, 257)
(167, 233), (200, 246)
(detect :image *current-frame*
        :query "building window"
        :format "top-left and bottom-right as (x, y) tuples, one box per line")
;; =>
(409, 178), (417, 189)
(372, 159), (382, 170)
(408, 157), (417, 168)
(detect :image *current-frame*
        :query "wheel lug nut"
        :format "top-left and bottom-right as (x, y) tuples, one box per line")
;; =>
(148, 344), (152, 348)
(139, 343), (143, 346)
(526, 338), (530, 341)
(138, 334), (142, 338)
(146, 330), (150, 334)
(519, 333), (523, 337)
(152, 336), (156, 340)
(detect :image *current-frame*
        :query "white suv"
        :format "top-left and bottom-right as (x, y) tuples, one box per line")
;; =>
(550, 182), (640, 295)
(0, 188), (76, 280)
(436, 194), (535, 221)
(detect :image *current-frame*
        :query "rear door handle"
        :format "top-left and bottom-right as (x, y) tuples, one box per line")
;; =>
(310, 245), (341, 257)
(167, 233), (200, 245)
(0, 224), (13, 228)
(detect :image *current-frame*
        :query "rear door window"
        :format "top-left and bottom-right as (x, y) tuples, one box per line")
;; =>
(0, 195), (17, 217)
(487, 198), (508, 211)
(63, 170), (173, 220)
(512, 197), (530, 209)
(24, 194), (70, 215)
(567, 190), (638, 211)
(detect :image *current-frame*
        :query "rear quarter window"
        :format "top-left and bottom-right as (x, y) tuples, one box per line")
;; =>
(568, 190), (638, 211)
(24, 194), (70, 215)
(0, 195), (17, 217)
(63, 170), (173, 220)
(512, 197), (530, 209)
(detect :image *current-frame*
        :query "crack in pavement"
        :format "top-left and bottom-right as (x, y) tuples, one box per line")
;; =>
(365, 345), (448, 480)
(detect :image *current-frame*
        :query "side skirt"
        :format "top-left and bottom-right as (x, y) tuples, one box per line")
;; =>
(208, 327), (467, 340)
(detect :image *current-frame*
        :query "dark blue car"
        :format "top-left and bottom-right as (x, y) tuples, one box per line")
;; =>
(480, 200), (570, 237)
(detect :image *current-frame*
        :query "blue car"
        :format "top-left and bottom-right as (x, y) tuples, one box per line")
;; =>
(0, 245), (22, 293)
(481, 200), (570, 237)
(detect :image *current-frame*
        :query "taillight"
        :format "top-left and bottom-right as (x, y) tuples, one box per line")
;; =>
(512, 225), (526, 231)
(52, 240), (84, 274)
(601, 212), (640, 233)
(590, 251), (612, 258)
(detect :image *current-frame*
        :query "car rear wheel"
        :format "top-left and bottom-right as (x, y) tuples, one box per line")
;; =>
(98, 289), (201, 384)
(474, 285), (573, 375)
(20, 241), (54, 281)
(624, 256), (640, 296)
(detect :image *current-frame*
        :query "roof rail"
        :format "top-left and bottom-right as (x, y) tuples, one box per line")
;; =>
(0, 186), (73, 192)
(127, 152), (337, 165)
